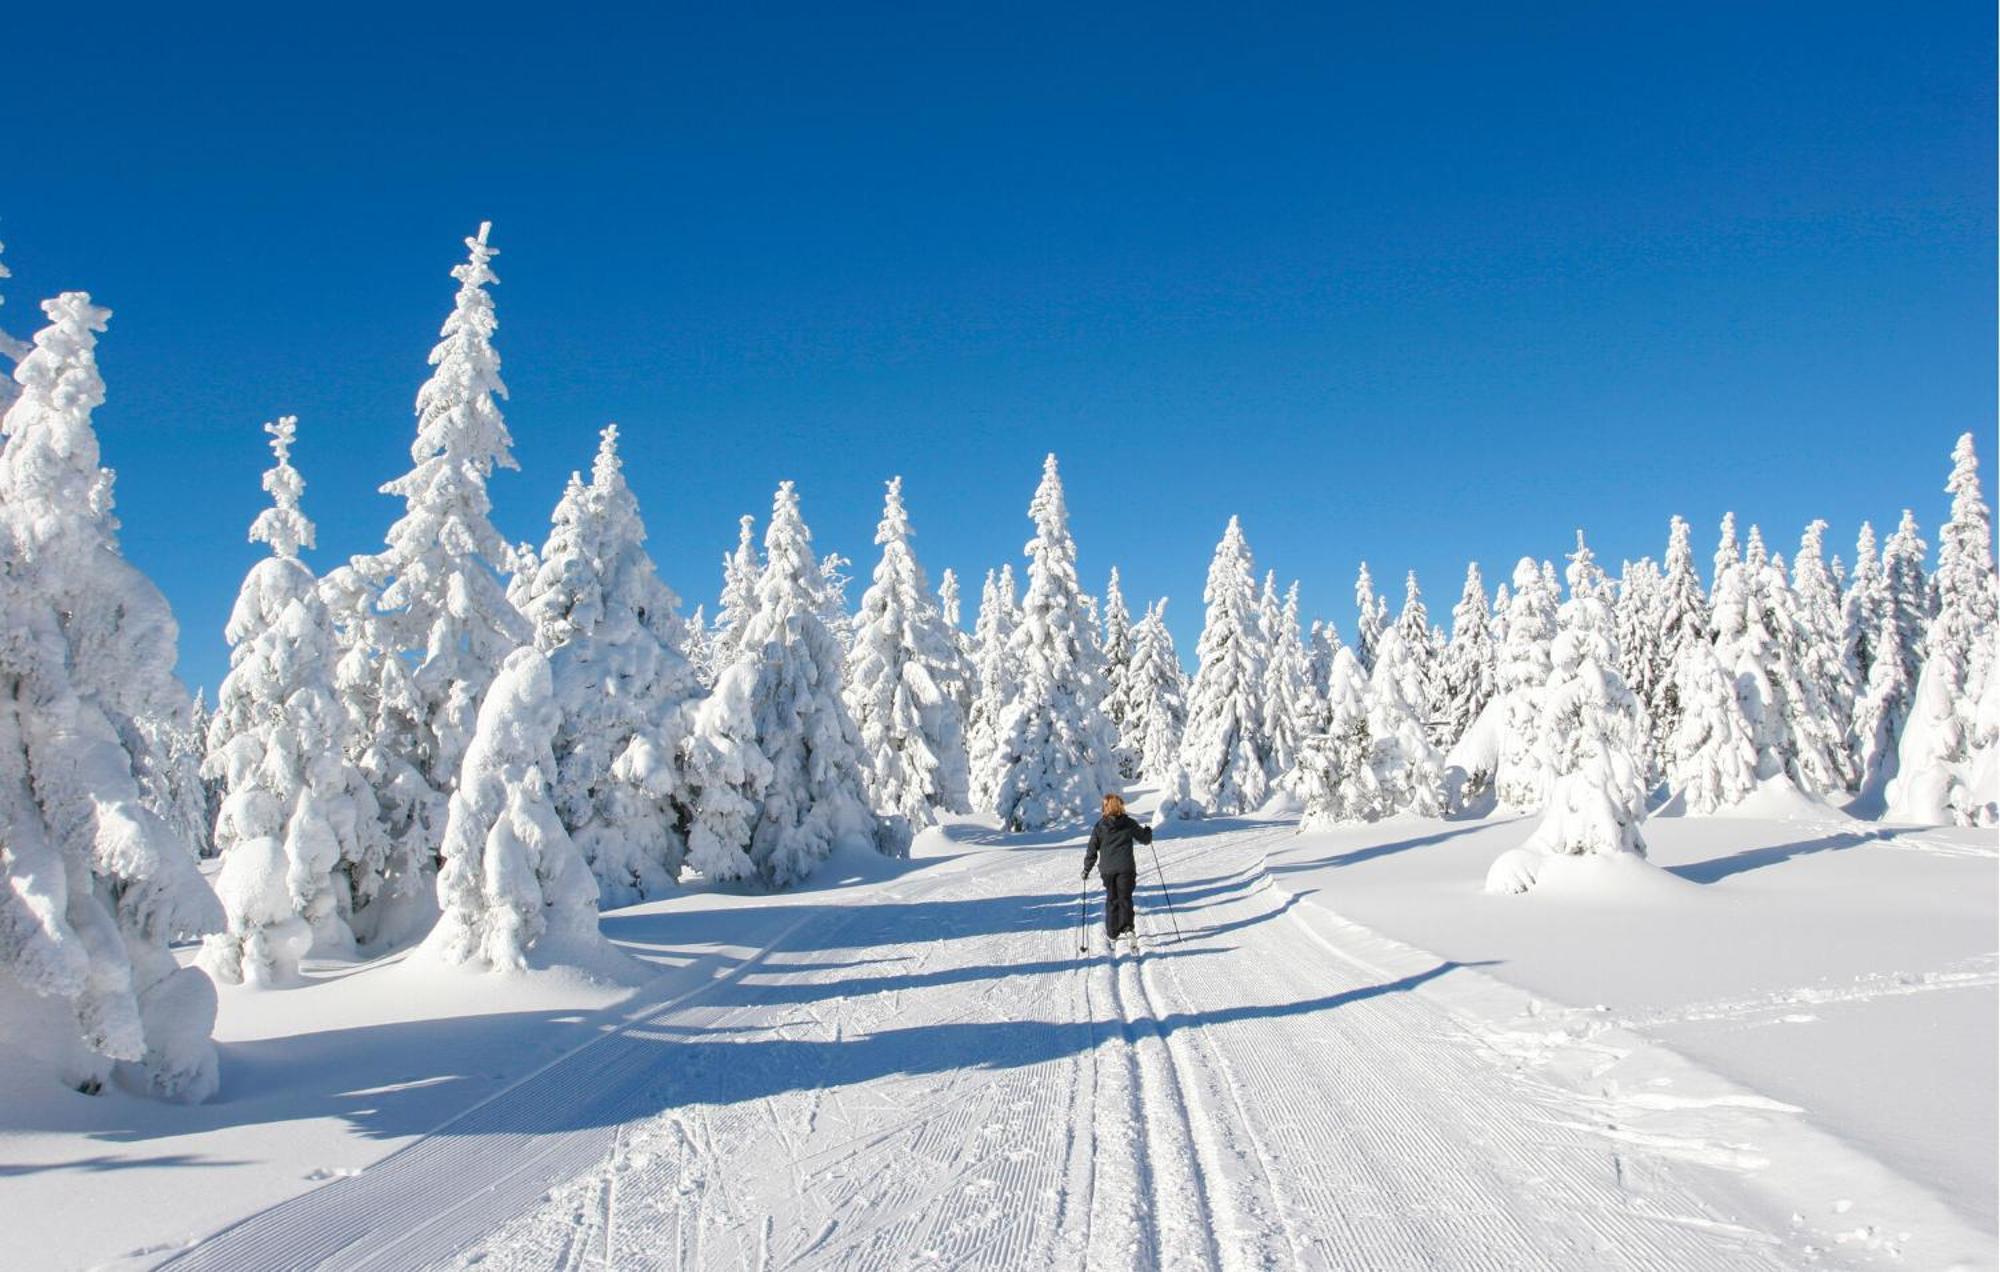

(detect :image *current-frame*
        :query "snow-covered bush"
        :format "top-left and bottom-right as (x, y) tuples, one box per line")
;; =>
(0, 293), (223, 1100)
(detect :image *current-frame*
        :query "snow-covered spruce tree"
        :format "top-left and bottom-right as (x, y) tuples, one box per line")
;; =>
(1363, 621), (1447, 817)
(733, 482), (901, 881)
(1889, 434), (2000, 824)
(1306, 619), (1340, 710)
(1437, 562), (1497, 750)
(1100, 567), (1139, 775)
(421, 647), (609, 971)
(333, 224), (531, 936)
(1262, 578), (1311, 785)
(1298, 648), (1385, 825)
(683, 605), (716, 686)
(1120, 598), (1190, 781)
(1757, 541), (1848, 795)
(1840, 523), (1885, 700)
(0, 293), (222, 1100)
(202, 417), (391, 986)
(817, 551), (857, 655)
(1792, 520), (1859, 790)
(966, 564), (1023, 812)
(1853, 510), (1929, 797)
(844, 476), (971, 827)
(1649, 516), (1710, 768)
(937, 567), (976, 720)
(1177, 516), (1271, 814)
(1386, 571), (1439, 744)
(1707, 534), (1834, 797)
(711, 514), (761, 669)
(138, 696), (215, 862)
(990, 456), (1123, 830)
(1353, 563), (1386, 672)
(1661, 636), (1760, 814)
(1493, 557), (1560, 812)
(1487, 534), (1648, 893)
(680, 658), (770, 881)
(1612, 558), (1665, 779)
(1712, 511), (1740, 602)
(508, 425), (703, 905)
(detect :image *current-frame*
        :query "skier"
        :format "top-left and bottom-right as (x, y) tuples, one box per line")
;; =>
(1082, 794), (1153, 942)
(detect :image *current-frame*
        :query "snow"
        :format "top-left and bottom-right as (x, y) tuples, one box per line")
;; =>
(2, 803), (1990, 1270)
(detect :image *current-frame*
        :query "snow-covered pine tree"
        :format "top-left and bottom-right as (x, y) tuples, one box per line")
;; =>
(333, 224), (531, 932)
(1120, 598), (1189, 781)
(421, 647), (608, 972)
(1889, 434), (2000, 824)
(845, 476), (972, 827)
(1363, 620), (1447, 817)
(508, 425), (703, 905)
(1661, 636), (1760, 814)
(1649, 516), (1710, 768)
(1306, 619), (1340, 712)
(1101, 567), (1136, 773)
(1262, 579), (1310, 784)
(991, 456), (1124, 829)
(1438, 562), (1497, 750)
(1353, 563), (1386, 672)
(683, 605), (716, 686)
(1388, 571), (1440, 745)
(1177, 517), (1271, 814)
(711, 515), (761, 669)
(1853, 510), (1929, 797)
(966, 564), (1022, 812)
(1707, 529), (1835, 797)
(138, 696), (215, 863)
(1493, 558), (1560, 812)
(1712, 511), (1740, 603)
(737, 482), (901, 881)
(0, 293), (223, 1100)
(818, 551), (856, 654)
(1298, 647), (1382, 826)
(1792, 520), (1859, 790)
(1487, 533), (1648, 893)
(202, 417), (390, 986)
(936, 566), (976, 719)
(1612, 558), (1665, 779)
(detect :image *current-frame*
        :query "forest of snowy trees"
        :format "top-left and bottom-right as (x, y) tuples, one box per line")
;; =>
(0, 226), (1994, 1102)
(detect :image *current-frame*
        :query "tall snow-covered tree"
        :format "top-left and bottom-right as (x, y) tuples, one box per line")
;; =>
(1487, 534), (1648, 893)
(1612, 558), (1665, 777)
(1262, 579), (1310, 783)
(990, 456), (1123, 829)
(711, 515), (761, 669)
(1791, 520), (1858, 790)
(1437, 562), (1497, 750)
(1853, 510), (1929, 797)
(421, 647), (608, 972)
(0, 293), (223, 1100)
(1177, 517), (1270, 814)
(1493, 557), (1559, 812)
(332, 224), (530, 925)
(936, 566), (976, 719)
(844, 476), (971, 827)
(1353, 563), (1387, 672)
(1100, 567), (1136, 766)
(1711, 511), (1740, 601)
(1306, 619), (1340, 712)
(202, 417), (390, 985)
(507, 425), (702, 905)
(1649, 516), (1710, 766)
(1841, 522), (1886, 690)
(1119, 598), (1189, 782)
(1363, 621), (1447, 818)
(1709, 532), (1840, 798)
(736, 482), (900, 881)
(1661, 636), (1760, 814)
(966, 565), (1023, 812)
(683, 604), (716, 686)
(1889, 434), (2000, 825)
(1387, 571), (1439, 744)
(1299, 648), (1382, 825)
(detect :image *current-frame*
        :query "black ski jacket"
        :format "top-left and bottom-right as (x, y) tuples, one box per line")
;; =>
(1083, 813), (1153, 878)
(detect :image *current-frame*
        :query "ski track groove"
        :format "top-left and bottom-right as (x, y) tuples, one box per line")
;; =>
(160, 820), (1822, 1271)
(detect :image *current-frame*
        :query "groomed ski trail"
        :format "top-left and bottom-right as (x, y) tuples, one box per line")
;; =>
(164, 820), (1825, 1271)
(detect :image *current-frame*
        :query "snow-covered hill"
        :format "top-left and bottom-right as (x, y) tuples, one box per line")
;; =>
(1, 811), (1991, 1270)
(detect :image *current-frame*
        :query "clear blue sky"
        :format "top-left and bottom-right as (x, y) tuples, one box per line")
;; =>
(4, 2), (1992, 693)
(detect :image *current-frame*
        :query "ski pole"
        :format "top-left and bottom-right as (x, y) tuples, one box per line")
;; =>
(1078, 873), (1091, 954)
(1148, 840), (1185, 944)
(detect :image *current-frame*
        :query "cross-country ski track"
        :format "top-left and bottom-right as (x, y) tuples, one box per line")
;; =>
(159, 818), (1969, 1271)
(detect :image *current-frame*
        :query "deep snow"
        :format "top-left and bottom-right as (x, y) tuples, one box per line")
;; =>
(0, 807), (1990, 1271)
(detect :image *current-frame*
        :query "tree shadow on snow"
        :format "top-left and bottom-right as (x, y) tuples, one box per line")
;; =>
(1267, 820), (1502, 874)
(1664, 828), (1902, 884)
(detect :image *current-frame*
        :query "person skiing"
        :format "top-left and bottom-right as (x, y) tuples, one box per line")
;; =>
(1082, 793), (1153, 941)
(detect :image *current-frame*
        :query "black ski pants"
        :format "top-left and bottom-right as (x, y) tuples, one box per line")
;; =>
(1102, 870), (1136, 937)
